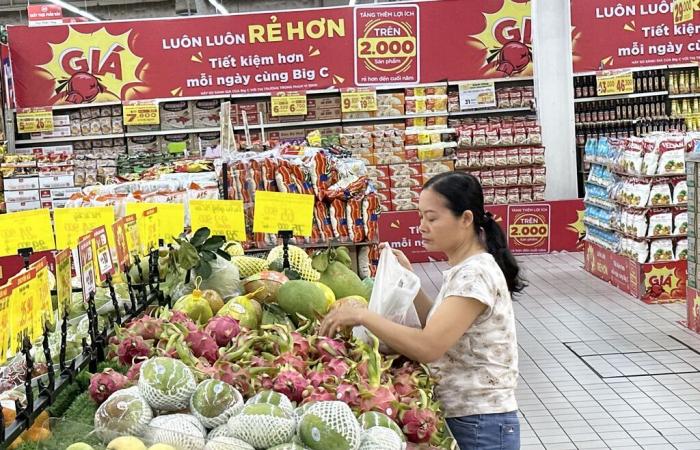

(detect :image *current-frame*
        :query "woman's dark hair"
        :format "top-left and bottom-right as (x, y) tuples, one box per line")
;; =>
(423, 171), (526, 294)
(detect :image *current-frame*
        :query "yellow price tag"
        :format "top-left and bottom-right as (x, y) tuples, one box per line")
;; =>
(0, 209), (55, 257)
(271, 91), (308, 117)
(673, 0), (694, 24)
(30, 258), (53, 339)
(16, 107), (54, 134)
(139, 207), (159, 255)
(190, 199), (247, 241)
(596, 70), (634, 96)
(341, 88), (378, 113)
(0, 283), (12, 364)
(124, 214), (141, 260)
(123, 101), (160, 126)
(53, 207), (115, 250)
(253, 191), (315, 236)
(55, 249), (72, 321)
(126, 202), (184, 243)
(9, 269), (36, 352)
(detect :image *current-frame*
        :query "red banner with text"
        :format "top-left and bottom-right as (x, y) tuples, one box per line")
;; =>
(7, 0), (533, 108)
(571, 0), (700, 72)
(378, 199), (584, 263)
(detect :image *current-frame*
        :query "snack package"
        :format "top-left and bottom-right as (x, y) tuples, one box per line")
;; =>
(315, 201), (334, 241)
(519, 147), (533, 165)
(482, 149), (496, 167)
(193, 99), (221, 128)
(533, 185), (545, 201)
(518, 167), (533, 185)
(507, 148), (520, 166)
(494, 188), (508, 204)
(506, 169), (519, 186)
(507, 188), (520, 203)
(160, 101), (193, 130)
(347, 197), (366, 243)
(631, 240), (650, 263)
(330, 198), (350, 241)
(674, 210), (688, 235)
(532, 147), (545, 165)
(495, 150), (508, 167)
(483, 188), (495, 204)
(363, 194), (381, 242)
(649, 182), (672, 206)
(673, 179), (688, 204)
(493, 170), (507, 186)
(628, 212), (648, 238)
(650, 239), (674, 262)
(656, 134), (686, 175)
(648, 210), (672, 236)
(676, 239), (688, 260)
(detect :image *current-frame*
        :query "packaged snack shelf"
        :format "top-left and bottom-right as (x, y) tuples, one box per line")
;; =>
(574, 90), (669, 103)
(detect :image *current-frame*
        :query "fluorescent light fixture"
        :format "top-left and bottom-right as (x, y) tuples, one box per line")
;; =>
(46, 0), (100, 21)
(349, 0), (357, 5)
(209, 0), (228, 14)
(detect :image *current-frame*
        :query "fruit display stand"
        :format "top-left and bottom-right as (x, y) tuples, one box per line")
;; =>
(582, 133), (696, 303)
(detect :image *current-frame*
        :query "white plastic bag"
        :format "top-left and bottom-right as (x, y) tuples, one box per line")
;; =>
(354, 244), (422, 346)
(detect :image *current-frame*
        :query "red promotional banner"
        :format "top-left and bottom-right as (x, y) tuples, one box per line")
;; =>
(571, 0), (700, 72)
(379, 199), (584, 263)
(27, 5), (63, 27)
(7, 0), (533, 108)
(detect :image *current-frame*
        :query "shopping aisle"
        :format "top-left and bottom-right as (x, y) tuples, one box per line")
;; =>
(416, 252), (700, 450)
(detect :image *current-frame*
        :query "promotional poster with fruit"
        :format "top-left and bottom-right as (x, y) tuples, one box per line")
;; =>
(7, 0), (533, 108)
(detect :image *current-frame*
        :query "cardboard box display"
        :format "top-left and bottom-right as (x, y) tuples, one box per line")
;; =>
(40, 187), (81, 200)
(366, 165), (391, 179)
(5, 200), (41, 213)
(307, 95), (341, 109)
(128, 135), (160, 155)
(160, 101), (193, 130)
(40, 174), (75, 189)
(370, 177), (391, 190)
(53, 115), (71, 126)
(193, 99), (221, 128)
(389, 163), (423, 177)
(3, 177), (40, 191)
(390, 187), (421, 201)
(4, 190), (40, 203)
(390, 174), (423, 189)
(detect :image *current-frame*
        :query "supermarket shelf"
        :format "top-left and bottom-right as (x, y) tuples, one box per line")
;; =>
(668, 92), (700, 99)
(613, 228), (687, 241)
(405, 141), (458, 151)
(584, 198), (615, 210)
(574, 64), (672, 77)
(584, 179), (613, 189)
(234, 119), (339, 130)
(405, 128), (456, 135)
(574, 91), (669, 103)
(448, 76), (534, 85)
(457, 144), (543, 151)
(584, 218), (614, 232)
(615, 201), (687, 210)
(449, 106), (534, 117)
(612, 169), (686, 179)
(125, 127), (220, 137)
(342, 112), (449, 123)
(15, 133), (125, 145)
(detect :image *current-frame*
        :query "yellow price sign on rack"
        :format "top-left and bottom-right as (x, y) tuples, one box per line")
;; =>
(253, 191), (315, 237)
(190, 199), (247, 241)
(0, 209), (55, 257)
(30, 258), (54, 338)
(16, 107), (54, 133)
(0, 283), (12, 364)
(55, 249), (72, 321)
(341, 88), (378, 113)
(126, 202), (184, 243)
(271, 91), (307, 117)
(673, 0), (694, 24)
(54, 207), (115, 250)
(596, 70), (634, 96)
(9, 269), (36, 352)
(123, 101), (160, 126)
(139, 207), (159, 255)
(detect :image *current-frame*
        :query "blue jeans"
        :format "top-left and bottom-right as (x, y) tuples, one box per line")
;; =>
(447, 411), (520, 450)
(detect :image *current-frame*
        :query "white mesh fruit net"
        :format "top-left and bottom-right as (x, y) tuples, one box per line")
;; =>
(147, 414), (207, 450)
(190, 379), (244, 428)
(358, 427), (403, 450)
(358, 412), (405, 442)
(208, 424), (235, 440)
(204, 436), (256, 450)
(245, 390), (294, 412)
(139, 357), (197, 411)
(299, 401), (361, 450)
(228, 405), (296, 449)
(94, 387), (153, 440)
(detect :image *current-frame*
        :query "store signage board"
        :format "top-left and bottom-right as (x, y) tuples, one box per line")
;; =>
(55, 249), (72, 321)
(53, 207), (115, 250)
(0, 209), (55, 257)
(7, 0), (534, 108)
(123, 101), (160, 126)
(271, 91), (307, 117)
(673, 0), (694, 25)
(29, 257), (54, 337)
(9, 268), (36, 352)
(0, 284), (10, 364)
(92, 225), (115, 282)
(253, 192), (315, 237)
(16, 107), (53, 133)
(458, 81), (497, 110)
(341, 88), (378, 113)
(125, 202), (184, 243)
(27, 4), (63, 27)
(190, 199), (247, 241)
(596, 70), (634, 96)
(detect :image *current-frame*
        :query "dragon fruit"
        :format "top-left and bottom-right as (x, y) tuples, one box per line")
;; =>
(186, 330), (219, 364)
(205, 316), (241, 347)
(272, 367), (309, 403)
(126, 315), (164, 340)
(360, 385), (399, 420)
(168, 310), (198, 332)
(326, 358), (351, 378)
(301, 386), (336, 404)
(307, 367), (337, 388)
(400, 406), (439, 444)
(117, 336), (151, 366)
(314, 336), (347, 363)
(291, 332), (311, 358)
(126, 357), (148, 381)
(274, 353), (307, 374)
(214, 361), (253, 397)
(89, 369), (131, 404)
(336, 383), (361, 407)
(393, 371), (419, 398)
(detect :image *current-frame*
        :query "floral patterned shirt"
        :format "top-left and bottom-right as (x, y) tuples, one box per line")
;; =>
(427, 253), (519, 417)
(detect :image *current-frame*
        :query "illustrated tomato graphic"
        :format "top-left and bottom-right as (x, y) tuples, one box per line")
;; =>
(487, 40), (532, 76)
(55, 71), (107, 104)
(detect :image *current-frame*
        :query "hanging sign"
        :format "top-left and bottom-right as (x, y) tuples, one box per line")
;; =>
(125, 202), (184, 243)
(458, 81), (497, 110)
(16, 107), (53, 133)
(673, 0), (694, 25)
(77, 233), (96, 304)
(253, 191), (315, 236)
(0, 209), (55, 257)
(9, 269), (36, 352)
(341, 88), (378, 113)
(92, 226), (114, 282)
(30, 257), (54, 337)
(596, 70), (634, 96)
(53, 207), (115, 250)
(139, 207), (159, 255)
(123, 101), (159, 126)
(190, 199), (247, 241)
(271, 91), (307, 117)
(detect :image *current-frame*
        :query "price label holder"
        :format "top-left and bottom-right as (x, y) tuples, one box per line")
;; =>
(271, 91), (308, 117)
(139, 207), (159, 255)
(29, 257), (54, 338)
(9, 269), (36, 352)
(55, 249), (72, 321)
(16, 107), (54, 134)
(673, 0), (694, 25)
(53, 207), (115, 250)
(78, 233), (96, 305)
(458, 81), (497, 110)
(341, 88), (378, 113)
(92, 226), (114, 282)
(253, 191), (315, 237)
(123, 101), (160, 126)
(596, 70), (634, 96)
(190, 199), (247, 241)
(0, 209), (55, 257)
(126, 202), (184, 243)
(0, 283), (11, 364)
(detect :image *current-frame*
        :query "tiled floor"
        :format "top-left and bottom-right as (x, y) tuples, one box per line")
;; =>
(415, 252), (700, 449)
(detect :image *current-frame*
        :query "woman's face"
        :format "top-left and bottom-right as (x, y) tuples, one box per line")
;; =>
(418, 188), (474, 253)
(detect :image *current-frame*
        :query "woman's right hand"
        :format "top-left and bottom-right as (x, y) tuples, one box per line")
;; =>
(379, 243), (413, 271)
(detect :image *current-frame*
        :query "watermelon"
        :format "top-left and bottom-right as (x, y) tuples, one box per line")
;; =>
(298, 401), (362, 450)
(228, 403), (296, 449)
(190, 379), (244, 428)
(138, 357), (197, 411)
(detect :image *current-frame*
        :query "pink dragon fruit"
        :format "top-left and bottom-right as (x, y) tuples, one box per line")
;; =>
(126, 315), (164, 340)
(400, 406), (439, 444)
(89, 369), (131, 404)
(393, 371), (419, 398)
(291, 332), (312, 358)
(214, 361), (253, 397)
(360, 385), (399, 419)
(257, 373), (275, 391)
(301, 386), (336, 404)
(186, 330), (219, 364)
(307, 366), (337, 388)
(326, 358), (351, 378)
(117, 336), (151, 366)
(169, 310), (198, 332)
(314, 336), (347, 363)
(275, 353), (307, 374)
(273, 367), (309, 403)
(204, 316), (241, 348)
(335, 383), (361, 407)
(125, 357), (147, 381)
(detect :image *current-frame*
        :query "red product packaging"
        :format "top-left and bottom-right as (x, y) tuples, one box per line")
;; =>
(507, 148), (520, 166)
(366, 165), (391, 178)
(494, 188), (508, 204)
(330, 198), (350, 241)
(518, 167), (533, 185)
(483, 188), (495, 204)
(389, 163), (422, 177)
(495, 149), (508, 167)
(532, 147), (546, 165)
(363, 194), (381, 242)
(479, 170), (494, 187)
(347, 197), (365, 243)
(533, 185), (546, 201)
(520, 187), (533, 203)
(390, 174), (422, 189)
(519, 147), (533, 165)
(493, 169), (507, 186)
(315, 201), (334, 241)
(371, 177), (391, 190)
(482, 149), (496, 167)
(533, 167), (547, 185)
(506, 169), (519, 186)
(507, 188), (520, 203)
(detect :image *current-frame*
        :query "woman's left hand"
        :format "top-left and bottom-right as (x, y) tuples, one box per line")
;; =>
(319, 305), (367, 337)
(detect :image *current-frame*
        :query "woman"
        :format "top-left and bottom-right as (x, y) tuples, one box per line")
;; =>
(320, 172), (524, 450)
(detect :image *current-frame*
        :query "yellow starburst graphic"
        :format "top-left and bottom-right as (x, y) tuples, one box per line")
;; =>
(567, 209), (585, 237)
(39, 27), (144, 103)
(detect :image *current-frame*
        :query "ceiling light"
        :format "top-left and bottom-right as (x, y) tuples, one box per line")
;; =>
(208, 0), (228, 14)
(46, 0), (100, 22)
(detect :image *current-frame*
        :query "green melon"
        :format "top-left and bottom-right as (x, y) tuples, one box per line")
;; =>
(276, 280), (330, 322)
(358, 411), (406, 442)
(228, 403), (296, 449)
(298, 401), (361, 450)
(190, 379), (244, 428)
